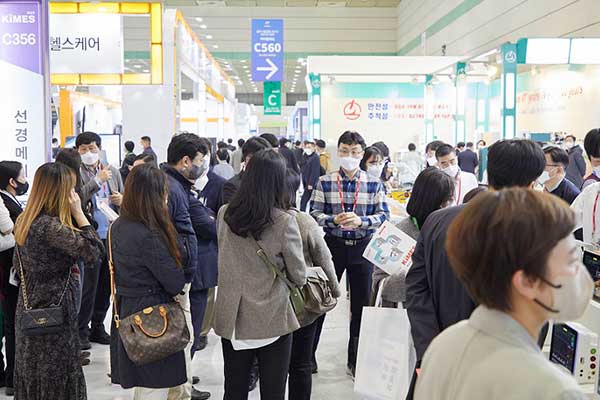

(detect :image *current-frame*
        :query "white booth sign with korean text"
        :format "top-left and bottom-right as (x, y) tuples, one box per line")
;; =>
(49, 13), (123, 74)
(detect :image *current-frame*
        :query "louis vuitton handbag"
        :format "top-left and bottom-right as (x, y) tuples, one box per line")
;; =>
(16, 246), (69, 336)
(108, 226), (189, 366)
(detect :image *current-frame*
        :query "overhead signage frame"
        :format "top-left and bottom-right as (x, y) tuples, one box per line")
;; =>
(251, 19), (284, 82)
(49, 2), (163, 85)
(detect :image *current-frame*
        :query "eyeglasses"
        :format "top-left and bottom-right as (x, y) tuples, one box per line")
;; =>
(339, 150), (364, 157)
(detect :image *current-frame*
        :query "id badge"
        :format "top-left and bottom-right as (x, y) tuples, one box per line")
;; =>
(9, 267), (18, 287)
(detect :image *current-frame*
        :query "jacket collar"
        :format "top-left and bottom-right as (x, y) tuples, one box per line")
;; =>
(162, 164), (193, 190)
(469, 306), (540, 354)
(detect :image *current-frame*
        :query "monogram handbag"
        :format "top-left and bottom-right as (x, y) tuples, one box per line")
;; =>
(250, 236), (306, 317)
(108, 226), (190, 366)
(16, 246), (69, 336)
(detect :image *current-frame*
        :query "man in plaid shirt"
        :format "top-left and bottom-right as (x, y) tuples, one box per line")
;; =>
(310, 131), (389, 377)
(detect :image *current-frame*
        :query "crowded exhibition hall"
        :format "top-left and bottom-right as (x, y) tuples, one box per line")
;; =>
(2, 0), (600, 399)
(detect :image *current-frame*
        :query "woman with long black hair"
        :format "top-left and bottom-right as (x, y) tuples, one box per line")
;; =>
(216, 149), (307, 400)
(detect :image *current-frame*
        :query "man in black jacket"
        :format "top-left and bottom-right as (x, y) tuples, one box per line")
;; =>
(457, 142), (479, 174)
(222, 137), (271, 203)
(162, 133), (210, 400)
(300, 140), (321, 212)
(405, 139), (546, 398)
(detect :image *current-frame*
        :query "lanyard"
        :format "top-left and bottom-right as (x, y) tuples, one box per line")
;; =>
(593, 191), (600, 237)
(455, 176), (462, 206)
(337, 173), (361, 213)
(411, 217), (420, 230)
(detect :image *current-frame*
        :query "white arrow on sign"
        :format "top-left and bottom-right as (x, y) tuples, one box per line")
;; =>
(257, 58), (279, 80)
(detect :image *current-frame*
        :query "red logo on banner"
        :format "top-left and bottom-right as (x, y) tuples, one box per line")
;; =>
(344, 100), (362, 120)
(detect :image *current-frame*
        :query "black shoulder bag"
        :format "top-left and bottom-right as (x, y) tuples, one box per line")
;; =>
(16, 246), (70, 336)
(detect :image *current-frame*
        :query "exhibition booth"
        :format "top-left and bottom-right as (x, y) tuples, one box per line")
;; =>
(47, 3), (235, 165)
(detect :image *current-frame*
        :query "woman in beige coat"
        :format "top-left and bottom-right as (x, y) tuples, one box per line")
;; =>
(216, 149), (307, 400)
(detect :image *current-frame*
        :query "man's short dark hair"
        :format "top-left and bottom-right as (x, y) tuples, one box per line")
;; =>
(544, 146), (570, 169)
(141, 136), (151, 143)
(279, 137), (289, 148)
(217, 141), (228, 149)
(408, 143), (416, 151)
(447, 188), (575, 311)
(303, 140), (315, 145)
(466, 142), (474, 148)
(435, 144), (455, 159)
(123, 153), (136, 167)
(338, 131), (366, 150)
(316, 139), (326, 149)
(260, 133), (279, 148)
(167, 133), (208, 164)
(238, 138), (245, 148)
(457, 142), (465, 148)
(52, 138), (58, 144)
(124, 140), (135, 152)
(426, 140), (444, 153)
(227, 138), (233, 144)
(0, 161), (23, 190)
(487, 139), (545, 190)
(76, 131), (102, 148)
(565, 135), (577, 142)
(134, 153), (155, 164)
(584, 129), (600, 159)
(295, 140), (302, 147)
(217, 148), (230, 162)
(242, 137), (271, 161)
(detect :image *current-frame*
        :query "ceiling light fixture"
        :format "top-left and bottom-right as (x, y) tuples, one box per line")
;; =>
(213, 45), (219, 49)
(200, 24), (207, 29)
(206, 35), (213, 39)
(195, 17), (203, 22)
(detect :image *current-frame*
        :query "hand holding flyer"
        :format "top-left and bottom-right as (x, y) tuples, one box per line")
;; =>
(363, 221), (416, 276)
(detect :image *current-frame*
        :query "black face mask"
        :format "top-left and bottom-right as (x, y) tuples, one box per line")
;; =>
(13, 180), (29, 196)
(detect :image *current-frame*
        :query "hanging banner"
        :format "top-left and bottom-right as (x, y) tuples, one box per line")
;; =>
(49, 13), (123, 74)
(0, 0), (49, 179)
(251, 19), (283, 82)
(264, 81), (282, 115)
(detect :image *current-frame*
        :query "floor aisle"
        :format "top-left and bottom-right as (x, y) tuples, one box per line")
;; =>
(0, 296), (354, 400)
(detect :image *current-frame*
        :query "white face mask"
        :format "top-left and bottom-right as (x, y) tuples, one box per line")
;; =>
(339, 156), (361, 172)
(442, 164), (459, 178)
(367, 164), (384, 179)
(594, 166), (600, 176)
(535, 264), (594, 322)
(427, 157), (437, 167)
(537, 171), (551, 185)
(81, 151), (99, 166)
(304, 148), (314, 156)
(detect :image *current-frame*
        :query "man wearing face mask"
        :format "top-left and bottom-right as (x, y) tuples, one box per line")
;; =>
(300, 140), (321, 212)
(405, 139), (547, 400)
(161, 133), (210, 400)
(76, 131), (124, 351)
(425, 140), (444, 168)
(539, 146), (580, 205)
(414, 189), (592, 400)
(564, 134), (586, 189)
(310, 130), (389, 378)
(435, 144), (478, 206)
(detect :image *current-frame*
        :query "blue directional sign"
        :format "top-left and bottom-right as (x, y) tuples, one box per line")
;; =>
(251, 19), (283, 82)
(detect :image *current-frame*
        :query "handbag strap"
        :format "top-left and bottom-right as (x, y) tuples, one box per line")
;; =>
(107, 224), (121, 328)
(248, 235), (297, 292)
(15, 245), (71, 311)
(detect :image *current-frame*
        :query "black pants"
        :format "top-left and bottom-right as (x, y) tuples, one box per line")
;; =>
(2, 268), (17, 387)
(289, 322), (318, 400)
(314, 236), (372, 368)
(222, 334), (292, 400)
(190, 287), (209, 358)
(300, 189), (313, 213)
(78, 239), (110, 338)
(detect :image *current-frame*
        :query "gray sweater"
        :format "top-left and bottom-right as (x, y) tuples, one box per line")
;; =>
(372, 217), (419, 304)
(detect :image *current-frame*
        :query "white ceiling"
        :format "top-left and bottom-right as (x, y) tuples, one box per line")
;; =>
(165, 0), (401, 7)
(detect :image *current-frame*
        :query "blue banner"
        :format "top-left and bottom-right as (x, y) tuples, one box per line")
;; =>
(251, 19), (283, 82)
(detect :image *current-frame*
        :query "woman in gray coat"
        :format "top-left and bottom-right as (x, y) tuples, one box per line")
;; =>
(216, 149), (307, 400)
(372, 167), (454, 307)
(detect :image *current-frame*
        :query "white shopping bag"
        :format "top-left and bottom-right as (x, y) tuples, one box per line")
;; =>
(354, 279), (416, 400)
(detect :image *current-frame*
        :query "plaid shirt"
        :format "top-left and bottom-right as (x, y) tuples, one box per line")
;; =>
(310, 169), (390, 240)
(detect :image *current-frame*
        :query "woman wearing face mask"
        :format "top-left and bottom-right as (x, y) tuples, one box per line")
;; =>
(371, 167), (454, 308)
(0, 161), (27, 395)
(360, 146), (385, 181)
(414, 188), (592, 400)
